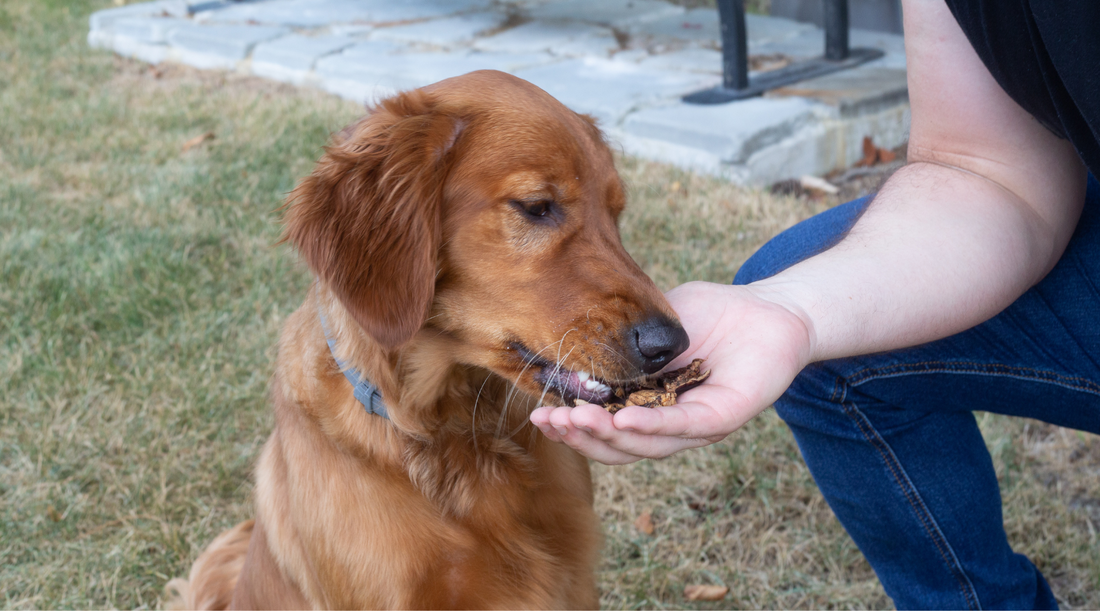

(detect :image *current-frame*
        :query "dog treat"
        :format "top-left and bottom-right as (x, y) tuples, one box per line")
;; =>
(573, 359), (709, 414)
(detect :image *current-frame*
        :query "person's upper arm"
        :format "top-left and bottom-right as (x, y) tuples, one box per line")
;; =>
(902, 0), (1085, 261)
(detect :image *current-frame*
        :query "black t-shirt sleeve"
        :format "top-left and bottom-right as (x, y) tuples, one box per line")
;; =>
(942, 0), (1100, 178)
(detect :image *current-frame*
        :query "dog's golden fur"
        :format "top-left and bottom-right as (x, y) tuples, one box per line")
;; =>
(167, 70), (684, 609)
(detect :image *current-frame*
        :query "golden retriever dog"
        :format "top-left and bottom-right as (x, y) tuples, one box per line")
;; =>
(167, 70), (689, 609)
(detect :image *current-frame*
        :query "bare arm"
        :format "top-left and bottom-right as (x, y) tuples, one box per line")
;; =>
(531, 0), (1087, 463)
(760, 0), (1085, 361)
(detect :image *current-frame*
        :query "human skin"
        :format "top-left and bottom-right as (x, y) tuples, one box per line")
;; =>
(529, 0), (1087, 465)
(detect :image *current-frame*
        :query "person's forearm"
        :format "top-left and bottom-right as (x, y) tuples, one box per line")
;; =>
(751, 160), (1083, 363)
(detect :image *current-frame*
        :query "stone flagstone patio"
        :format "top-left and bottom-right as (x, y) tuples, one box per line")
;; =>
(89, 0), (910, 184)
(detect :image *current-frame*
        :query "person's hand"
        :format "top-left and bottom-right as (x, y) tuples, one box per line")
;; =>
(529, 280), (815, 464)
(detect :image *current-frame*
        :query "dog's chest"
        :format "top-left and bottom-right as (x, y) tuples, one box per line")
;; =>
(399, 435), (597, 608)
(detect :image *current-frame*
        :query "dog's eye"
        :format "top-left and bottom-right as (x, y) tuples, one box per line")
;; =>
(524, 201), (551, 217)
(511, 199), (557, 222)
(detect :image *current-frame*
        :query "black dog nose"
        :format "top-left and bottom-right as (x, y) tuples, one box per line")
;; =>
(630, 317), (690, 375)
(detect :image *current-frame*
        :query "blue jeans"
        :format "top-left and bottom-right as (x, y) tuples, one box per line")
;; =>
(734, 174), (1100, 609)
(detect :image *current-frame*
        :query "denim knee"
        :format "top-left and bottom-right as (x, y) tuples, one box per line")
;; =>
(734, 196), (872, 286)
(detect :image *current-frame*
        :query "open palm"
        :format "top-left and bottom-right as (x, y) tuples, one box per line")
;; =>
(530, 281), (815, 464)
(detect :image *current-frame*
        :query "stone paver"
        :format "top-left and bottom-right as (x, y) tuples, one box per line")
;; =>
(252, 34), (357, 85)
(167, 23), (288, 69)
(473, 21), (619, 58)
(372, 13), (508, 47)
(617, 62), (909, 180)
(743, 13), (821, 46)
(634, 47), (721, 75)
(623, 97), (820, 163)
(625, 7), (721, 45)
(316, 43), (561, 102)
(527, 0), (684, 27)
(87, 0), (910, 184)
(194, 0), (375, 27)
(195, 0), (493, 27)
(628, 9), (817, 49)
(89, 0), (188, 29)
(515, 58), (719, 125)
(752, 27), (908, 68)
(769, 66), (909, 115)
(110, 16), (188, 44)
(345, 0), (494, 25)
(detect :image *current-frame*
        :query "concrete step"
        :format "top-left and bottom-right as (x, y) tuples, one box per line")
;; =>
(88, 0), (909, 185)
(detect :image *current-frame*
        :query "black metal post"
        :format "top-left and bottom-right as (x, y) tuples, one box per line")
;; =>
(823, 0), (850, 60)
(717, 0), (749, 90)
(682, 0), (884, 104)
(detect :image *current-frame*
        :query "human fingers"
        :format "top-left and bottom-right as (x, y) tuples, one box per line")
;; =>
(564, 403), (719, 459)
(539, 405), (649, 464)
(529, 406), (565, 442)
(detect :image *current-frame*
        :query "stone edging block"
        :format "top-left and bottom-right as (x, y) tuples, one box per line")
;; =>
(252, 34), (358, 85)
(166, 23), (289, 70)
(86, 0), (911, 185)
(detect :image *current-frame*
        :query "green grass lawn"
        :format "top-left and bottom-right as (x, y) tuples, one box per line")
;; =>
(2, 1), (1098, 608)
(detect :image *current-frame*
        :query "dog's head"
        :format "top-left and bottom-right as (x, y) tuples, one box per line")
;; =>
(284, 70), (687, 407)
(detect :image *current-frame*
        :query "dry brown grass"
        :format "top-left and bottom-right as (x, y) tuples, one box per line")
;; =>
(2, 1), (1098, 608)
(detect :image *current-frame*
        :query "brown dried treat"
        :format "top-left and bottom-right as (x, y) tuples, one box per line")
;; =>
(625, 389), (677, 408)
(660, 358), (710, 394)
(601, 359), (710, 413)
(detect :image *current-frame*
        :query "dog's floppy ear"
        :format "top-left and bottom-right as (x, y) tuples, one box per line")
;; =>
(283, 90), (460, 349)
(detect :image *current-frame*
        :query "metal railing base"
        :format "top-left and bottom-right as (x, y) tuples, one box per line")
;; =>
(683, 47), (885, 105)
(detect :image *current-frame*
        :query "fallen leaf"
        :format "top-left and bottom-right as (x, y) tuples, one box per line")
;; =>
(634, 510), (654, 535)
(857, 135), (877, 166)
(684, 584), (729, 601)
(799, 175), (839, 195)
(181, 131), (216, 153)
(855, 136), (897, 167)
(749, 52), (792, 72)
